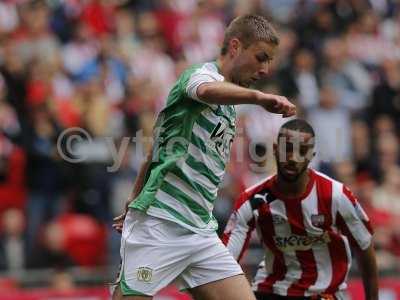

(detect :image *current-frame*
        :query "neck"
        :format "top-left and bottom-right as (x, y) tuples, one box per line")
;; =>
(216, 55), (233, 82)
(276, 169), (311, 198)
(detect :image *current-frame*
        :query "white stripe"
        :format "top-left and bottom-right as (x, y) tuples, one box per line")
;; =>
(188, 143), (224, 178)
(331, 180), (342, 227)
(185, 63), (222, 109)
(270, 200), (302, 296)
(341, 236), (352, 288)
(193, 122), (212, 143)
(334, 290), (347, 300)
(264, 247), (275, 275)
(253, 259), (268, 291)
(176, 158), (218, 195)
(335, 181), (372, 250)
(301, 187), (333, 294)
(356, 202), (370, 221)
(164, 172), (213, 211)
(252, 247), (276, 292)
(146, 206), (216, 235)
(192, 120), (228, 166)
(154, 189), (207, 227)
(201, 107), (220, 126)
(226, 201), (253, 260)
(301, 186), (324, 235)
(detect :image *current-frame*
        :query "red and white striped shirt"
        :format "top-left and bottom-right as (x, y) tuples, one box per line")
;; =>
(222, 169), (373, 299)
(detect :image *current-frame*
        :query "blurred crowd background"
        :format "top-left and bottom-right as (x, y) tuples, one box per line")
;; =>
(0, 0), (399, 293)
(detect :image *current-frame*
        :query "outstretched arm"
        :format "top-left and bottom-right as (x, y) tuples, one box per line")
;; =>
(196, 81), (296, 117)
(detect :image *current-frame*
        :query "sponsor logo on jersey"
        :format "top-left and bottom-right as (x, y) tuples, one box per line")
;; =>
(137, 267), (153, 283)
(274, 231), (330, 251)
(271, 214), (286, 225)
(311, 214), (325, 227)
(209, 121), (235, 161)
(253, 193), (268, 203)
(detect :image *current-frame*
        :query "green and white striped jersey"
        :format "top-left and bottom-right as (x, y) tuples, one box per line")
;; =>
(130, 61), (236, 235)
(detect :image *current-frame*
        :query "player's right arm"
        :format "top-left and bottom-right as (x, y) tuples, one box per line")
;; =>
(355, 242), (379, 300)
(112, 145), (153, 233)
(222, 192), (256, 261)
(196, 81), (296, 117)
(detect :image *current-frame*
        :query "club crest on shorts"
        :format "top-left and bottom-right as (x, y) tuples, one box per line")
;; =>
(311, 214), (325, 227)
(137, 267), (153, 283)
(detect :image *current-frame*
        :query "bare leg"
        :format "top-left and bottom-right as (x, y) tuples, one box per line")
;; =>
(189, 274), (256, 300)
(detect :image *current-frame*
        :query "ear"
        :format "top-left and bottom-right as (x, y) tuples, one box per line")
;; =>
(228, 38), (241, 57)
(273, 143), (278, 156)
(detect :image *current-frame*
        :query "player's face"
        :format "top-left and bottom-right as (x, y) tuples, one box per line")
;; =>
(274, 129), (315, 182)
(230, 40), (276, 87)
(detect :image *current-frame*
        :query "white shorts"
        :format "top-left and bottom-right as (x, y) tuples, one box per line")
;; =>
(114, 209), (243, 296)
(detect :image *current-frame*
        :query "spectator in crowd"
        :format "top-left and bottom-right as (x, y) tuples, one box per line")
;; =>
(28, 222), (74, 270)
(23, 104), (66, 251)
(0, 209), (26, 272)
(321, 37), (372, 112)
(369, 58), (400, 131)
(307, 85), (352, 167)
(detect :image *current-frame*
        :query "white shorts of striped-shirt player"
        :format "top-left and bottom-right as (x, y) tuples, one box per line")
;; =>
(111, 209), (243, 297)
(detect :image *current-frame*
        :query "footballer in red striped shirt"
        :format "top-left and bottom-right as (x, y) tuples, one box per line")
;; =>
(222, 119), (378, 300)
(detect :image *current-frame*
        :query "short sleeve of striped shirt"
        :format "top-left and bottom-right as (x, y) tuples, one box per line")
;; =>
(185, 63), (224, 102)
(336, 185), (373, 251)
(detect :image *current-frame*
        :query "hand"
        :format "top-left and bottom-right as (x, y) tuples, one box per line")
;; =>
(256, 92), (296, 117)
(112, 211), (126, 234)
(112, 202), (130, 234)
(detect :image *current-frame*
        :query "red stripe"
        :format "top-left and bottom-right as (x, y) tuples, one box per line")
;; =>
(316, 174), (333, 228)
(221, 232), (230, 245)
(327, 214), (350, 293)
(285, 198), (318, 296)
(342, 186), (356, 205)
(257, 203), (286, 294)
(233, 192), (249, 210)
(316, 175), (349, 293)
(335, 211), (359, 248)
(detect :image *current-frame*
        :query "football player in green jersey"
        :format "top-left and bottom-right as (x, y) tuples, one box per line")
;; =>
(112, 14), (296, 300)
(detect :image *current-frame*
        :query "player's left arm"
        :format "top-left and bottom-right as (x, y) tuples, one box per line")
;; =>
(336, 185), (378, 300)
(354, 242), (379, 300)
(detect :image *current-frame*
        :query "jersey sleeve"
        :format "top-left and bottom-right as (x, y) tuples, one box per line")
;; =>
(222, 192), (256, 261)
(335, 185), (373, 251)
(185, 64), (224, 102)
